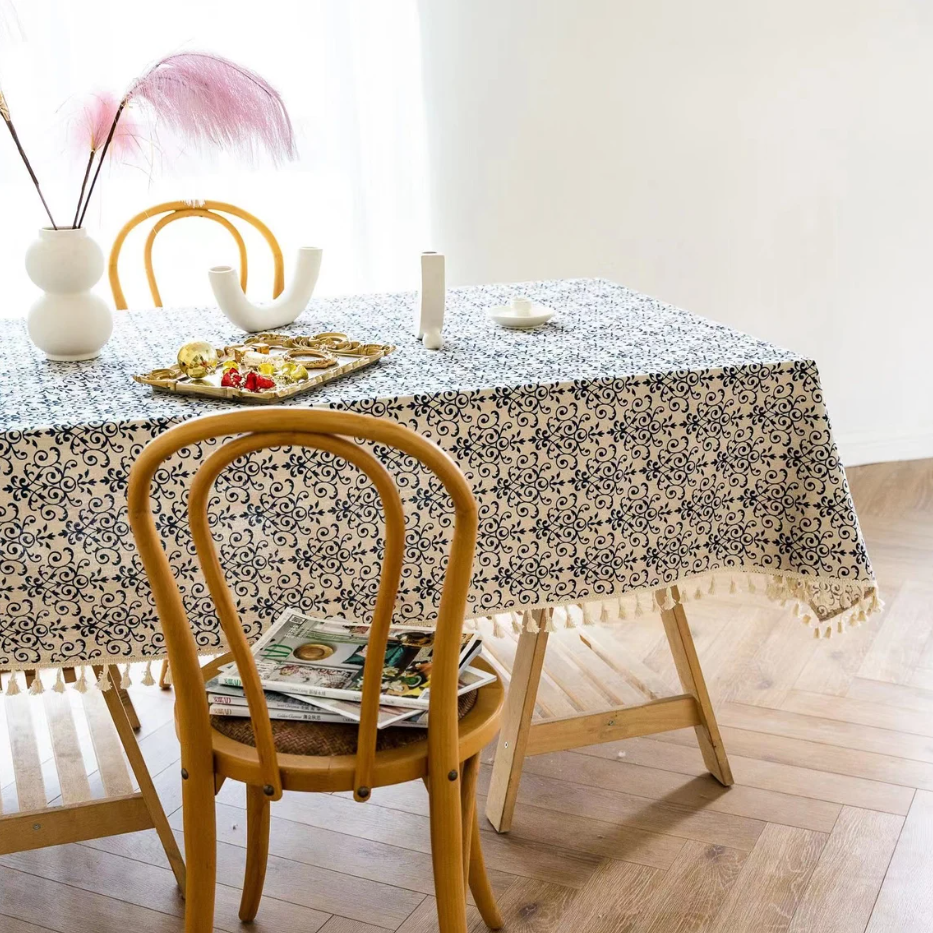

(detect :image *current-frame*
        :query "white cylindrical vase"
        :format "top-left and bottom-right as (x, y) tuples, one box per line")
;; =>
(26, 227), (113, 361)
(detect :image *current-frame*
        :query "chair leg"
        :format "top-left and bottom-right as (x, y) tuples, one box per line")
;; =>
(239, 784), (271, 922)
(428, 766), (468, 933)
(462, 755), (503, 930)
(469, 809), (504, 929)
(182, 766), (217, 933)
(159, 659), (172, 690)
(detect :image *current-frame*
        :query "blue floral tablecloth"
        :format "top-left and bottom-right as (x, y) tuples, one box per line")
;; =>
(0, 278), (877, 671)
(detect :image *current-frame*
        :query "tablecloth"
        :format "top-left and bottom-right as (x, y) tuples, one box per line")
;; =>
(0, 278), (877, 673)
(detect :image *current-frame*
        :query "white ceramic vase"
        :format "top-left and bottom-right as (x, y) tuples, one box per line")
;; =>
(26, 227), (113, 361)
(209, 246), (323, 334)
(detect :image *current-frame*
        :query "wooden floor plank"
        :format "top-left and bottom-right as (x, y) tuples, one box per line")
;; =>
(782, 689), (933, 738)
(858, 582), (933, 685)
(0, 863), (185, 933)
(542, 857), (660, 931)
(522, 749), (841, 832)
(0, 839), (330, 933)
(726, 608), (818, 708)
(793, 599), (888, 697)
(720, 702), (933, 766)
(582, 736), (914, 815)
(706, 823), (826, 933)
(471, 877), (576, 932)
(658, 724), (933, 791)
(628, 840), (746, 933)
(393, 896), (483, 933)
(0, 916), (60, 933)
(847, 677), (933, 715)
(788, 806), (903, 933)
(865, 790), (933, 933)
(475, 766), (765, 851)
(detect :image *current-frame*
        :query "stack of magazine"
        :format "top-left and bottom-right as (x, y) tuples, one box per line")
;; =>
(207, 608), (495, 729)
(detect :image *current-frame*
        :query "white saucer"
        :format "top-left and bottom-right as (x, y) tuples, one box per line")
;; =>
(486, 297), (556, 329)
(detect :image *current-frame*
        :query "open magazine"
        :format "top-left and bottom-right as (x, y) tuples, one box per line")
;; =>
(212, 609), (493, 723)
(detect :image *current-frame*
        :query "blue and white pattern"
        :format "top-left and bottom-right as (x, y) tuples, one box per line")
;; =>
(0, 279), (875, 669)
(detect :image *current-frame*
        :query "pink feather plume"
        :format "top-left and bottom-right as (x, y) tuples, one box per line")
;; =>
(72, 91), (143, 159)
(126, 51), (296, 164)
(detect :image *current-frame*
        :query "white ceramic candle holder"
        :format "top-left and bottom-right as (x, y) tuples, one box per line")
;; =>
(415, 251), (445, 350)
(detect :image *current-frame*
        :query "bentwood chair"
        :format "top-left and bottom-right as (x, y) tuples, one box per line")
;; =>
(127, 408), (505, 933)
(108, 200), (284, 309)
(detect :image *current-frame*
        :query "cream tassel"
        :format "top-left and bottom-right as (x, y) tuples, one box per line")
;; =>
(52, 669), (66, 694)
(511, 613), (523, 635)
(492, 616), (505, 638)
(694, 586), (703, 600)
(583, 602), (599, 626)
(5, 673), (21, 696)
(813, 627), (821, 640)
(618, 599), (628, 620)
(75, 667), (89, 694)
(97, 668), (112, 691)
(660, 589), (675, 611)
(122, 663), (133, 688)
(544, 610), (558, 633)
(524, 609), (540, 634)
(28, 674), (44, 695)
(680, 587), (690, 603)
(792, 602), (800, 617)
(747, 576), (757, 594)
(141, 661), (156, 686)
(599, 602), (611, 625)
(464, 617), (477, 632)
(634, 594), (644, 617)
(566, 608), (579, 628)
(708, 576), (716, 596)
(729, 577), (737, 594)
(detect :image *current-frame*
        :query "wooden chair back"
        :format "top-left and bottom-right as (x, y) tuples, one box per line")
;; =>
(127, 408), (479, 803)
(108, 200), (285, 310)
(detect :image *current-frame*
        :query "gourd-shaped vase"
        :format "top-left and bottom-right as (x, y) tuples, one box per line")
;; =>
(26, 228), (113, 361)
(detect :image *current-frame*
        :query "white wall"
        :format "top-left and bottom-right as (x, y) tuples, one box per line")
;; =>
(417, 0), (933, 466)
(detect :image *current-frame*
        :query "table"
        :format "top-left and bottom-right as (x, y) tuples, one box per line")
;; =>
(0, 278), (877, 840)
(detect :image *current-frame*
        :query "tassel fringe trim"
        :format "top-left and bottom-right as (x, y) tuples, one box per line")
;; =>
(0, 571), (882, 688)
(469, 570), (881, 641)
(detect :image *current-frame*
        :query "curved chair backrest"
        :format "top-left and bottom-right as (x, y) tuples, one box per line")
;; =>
(127, 408), (478, 803)
(108, 200), (285, 310)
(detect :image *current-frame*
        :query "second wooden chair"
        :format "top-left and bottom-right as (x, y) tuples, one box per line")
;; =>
(108, 200), (284, 310)
(128, 408), (504, 933)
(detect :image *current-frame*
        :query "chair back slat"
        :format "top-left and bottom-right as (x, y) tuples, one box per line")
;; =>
(128, 409), (478, 802)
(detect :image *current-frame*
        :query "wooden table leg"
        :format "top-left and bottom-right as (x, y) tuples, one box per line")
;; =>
(656, 588), (733, 786)
(97, 665), (187, 891)
(485, 609), (549, 833)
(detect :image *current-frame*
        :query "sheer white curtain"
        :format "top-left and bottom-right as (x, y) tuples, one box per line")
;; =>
(0, 0), (430, 316)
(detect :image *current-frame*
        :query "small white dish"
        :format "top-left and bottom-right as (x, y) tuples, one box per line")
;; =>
(486, 296), (556, 329)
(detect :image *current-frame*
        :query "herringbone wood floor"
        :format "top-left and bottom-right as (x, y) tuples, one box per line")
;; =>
(1, 458), (932, 932)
